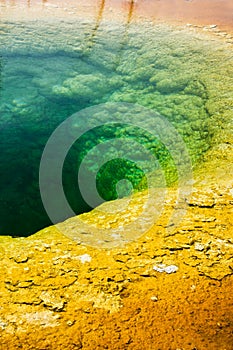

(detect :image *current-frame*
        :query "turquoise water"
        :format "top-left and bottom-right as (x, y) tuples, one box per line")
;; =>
(0, 19), (232, 236)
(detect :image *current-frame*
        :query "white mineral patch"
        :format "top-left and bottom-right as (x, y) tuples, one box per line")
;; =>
(77, 254), (92, 263)
(0, 318), (8, 330)
(24, 311), (60, 327)
(111, 233), (121, 239)
(153, 264), (178, 274)
(194, 243), (205, 251)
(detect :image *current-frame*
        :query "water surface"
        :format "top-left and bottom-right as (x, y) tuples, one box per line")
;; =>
(0, 17), (232, 236)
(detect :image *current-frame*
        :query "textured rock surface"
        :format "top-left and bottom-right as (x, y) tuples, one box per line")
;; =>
(0, 158), (233, 349)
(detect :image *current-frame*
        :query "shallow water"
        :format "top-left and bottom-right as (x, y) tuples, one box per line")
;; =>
(0, 18), (232, 236)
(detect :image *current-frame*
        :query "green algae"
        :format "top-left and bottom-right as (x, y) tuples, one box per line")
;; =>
(0, 19), (232, 236)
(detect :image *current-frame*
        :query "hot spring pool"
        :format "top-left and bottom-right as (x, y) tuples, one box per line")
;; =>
(0, 18), (232, 236)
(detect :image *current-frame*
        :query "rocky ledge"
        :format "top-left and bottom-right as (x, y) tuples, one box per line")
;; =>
(0, 147), (233, 349)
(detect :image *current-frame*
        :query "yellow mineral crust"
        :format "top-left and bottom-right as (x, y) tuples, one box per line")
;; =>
(0, 155), (233, 349)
